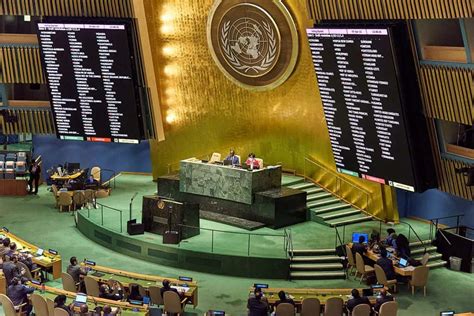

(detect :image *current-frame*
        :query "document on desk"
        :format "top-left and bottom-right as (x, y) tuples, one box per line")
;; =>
(171, 286), (190, 293)
(403, 266), (415, 271)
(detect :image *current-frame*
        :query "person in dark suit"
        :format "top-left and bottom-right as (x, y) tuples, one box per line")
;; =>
(66, 257), (88, 292)
(99, 283), (123, 301)
(373, 289), (394, 313)
(54, 294), (73, 316)
(376, 248), (397, 280)
(0, 238), (11, 257)
(7, 277), (34, 315)
(352, 235), (371, 265)
(273, 290), (295, 312)
(346, 289), (371, 314)
(2, 255), (22, 285)
(394, 234), (411, 258)
(247, 288), (269, 316)
(224, 149), (240, 165)
(28, 160), (41, 195)
(160, 279), (179, 299)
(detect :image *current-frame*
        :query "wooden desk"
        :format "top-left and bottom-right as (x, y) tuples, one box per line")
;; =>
(29, 283), (148, 316)
(1, 230), (62, 280)
(51, 170), (84, 181)
(348, 243), (414, 277)
(0, 179), (28, 196)
(81, 262), (198, 308)
(250, 287), (385, 309)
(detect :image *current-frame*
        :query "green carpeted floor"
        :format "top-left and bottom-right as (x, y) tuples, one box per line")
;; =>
(0, 174), (472, 315)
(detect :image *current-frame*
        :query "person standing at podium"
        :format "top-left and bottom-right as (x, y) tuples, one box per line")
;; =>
(225, 149), (240, 165)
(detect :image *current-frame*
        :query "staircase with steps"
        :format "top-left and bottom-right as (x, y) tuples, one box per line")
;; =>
(283, 177), (373, 227)
(289, 249), (346, 280)
(410, 240), (447, 269)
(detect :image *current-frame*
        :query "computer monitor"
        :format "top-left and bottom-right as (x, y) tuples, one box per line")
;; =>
(67, 162), (80, 173)
(74, 293), (87, 304)
(223, 159), (232, 166)
(352, 232), (369, 243)
(254, 283), (269, 289)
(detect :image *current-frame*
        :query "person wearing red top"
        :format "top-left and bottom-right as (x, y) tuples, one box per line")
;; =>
(245, 153), (260, 170)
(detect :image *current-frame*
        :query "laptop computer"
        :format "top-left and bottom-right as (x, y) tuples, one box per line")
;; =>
(73, 293), (88, 306)
(35, 249), (44, 257)
(207, 310), (225, 316)
(397, 258), (409, 268)
(129, 300), (143, 306)
(223, 159), (232, 166)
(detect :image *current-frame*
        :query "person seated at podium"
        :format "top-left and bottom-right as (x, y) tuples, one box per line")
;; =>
(224, 149), (240, 165)
(85, 175), (99, 189)
(245, 153), (260, 170)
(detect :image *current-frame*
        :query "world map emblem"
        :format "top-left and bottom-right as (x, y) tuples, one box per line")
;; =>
(207, 0), (299, 91)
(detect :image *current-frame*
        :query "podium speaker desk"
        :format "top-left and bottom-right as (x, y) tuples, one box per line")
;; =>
(142, 196), (200, 239)
(179, 159), (282, 204)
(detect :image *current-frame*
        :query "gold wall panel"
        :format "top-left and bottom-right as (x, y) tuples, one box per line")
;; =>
(0, 47), (44, 84)
(146, 0), (399, 221)
(306, 0), (473, 20)
(0, 0), (133, 17)
(419, 65), (473, 125)
(0, 109), (55, 135)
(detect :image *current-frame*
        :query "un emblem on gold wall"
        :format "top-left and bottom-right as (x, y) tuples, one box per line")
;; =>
(207, 0), (299, 91)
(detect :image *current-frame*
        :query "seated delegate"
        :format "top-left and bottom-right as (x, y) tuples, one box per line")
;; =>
(7, 277), (34, 315)
(273, 290), (295, 312)
(66, 256), (88, 292)
(99, 282), (124, 301)
(245, 153), (260, 170)
(247, 288), (269, 316)
(225, 149), (240, 165)
(346, 289), (371, 314)
(373, 288), (394, 313)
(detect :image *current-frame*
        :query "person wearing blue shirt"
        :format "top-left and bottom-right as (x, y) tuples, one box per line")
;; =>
(225, 149), (240, 165)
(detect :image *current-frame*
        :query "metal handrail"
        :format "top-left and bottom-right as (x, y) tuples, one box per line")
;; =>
(85, 202), (124, 233)
(178, 224), (286, 257)
(429, 214), (465, 240)
(303, 156), (371, 212)
(303, 156), (371, 195)
(399, 220), (427, 254)
(100, 168), (117, 189)
(284, 229), (294, 259)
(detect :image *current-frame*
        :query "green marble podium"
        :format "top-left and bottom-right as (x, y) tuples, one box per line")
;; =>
(179, 158), (282, 204)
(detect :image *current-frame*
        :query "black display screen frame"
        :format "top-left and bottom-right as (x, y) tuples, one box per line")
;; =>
(36, 16), (145, 144)
(307, 20), (437, 192)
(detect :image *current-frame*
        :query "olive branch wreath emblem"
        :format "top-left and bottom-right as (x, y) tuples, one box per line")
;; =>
(220, 20), (277, 74)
